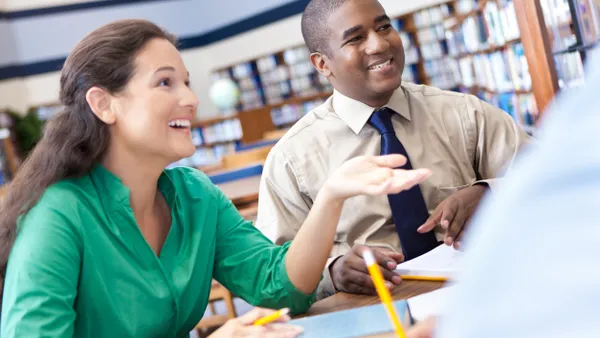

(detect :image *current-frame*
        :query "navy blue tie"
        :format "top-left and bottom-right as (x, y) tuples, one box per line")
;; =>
(368, 107), (439, 260)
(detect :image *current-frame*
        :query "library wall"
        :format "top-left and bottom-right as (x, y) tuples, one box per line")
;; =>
(2, 0), (86, 11)
(0, 0), (448, 116)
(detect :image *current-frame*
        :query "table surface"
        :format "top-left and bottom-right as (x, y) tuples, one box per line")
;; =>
(215, 175), (261, 206)
(304, 280), (445, 337)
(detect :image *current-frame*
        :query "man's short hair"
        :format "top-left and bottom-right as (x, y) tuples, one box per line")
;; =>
(301, 0), (349, 55)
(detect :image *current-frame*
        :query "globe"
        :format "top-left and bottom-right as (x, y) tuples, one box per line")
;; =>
(209, 78), (241, 110)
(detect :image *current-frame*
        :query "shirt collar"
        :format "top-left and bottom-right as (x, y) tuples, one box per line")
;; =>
(90, 163), (178, 211)
(332, 84), (411, 135)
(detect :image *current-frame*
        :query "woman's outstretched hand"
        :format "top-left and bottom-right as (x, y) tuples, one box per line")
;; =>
(323, 154), (432, 201)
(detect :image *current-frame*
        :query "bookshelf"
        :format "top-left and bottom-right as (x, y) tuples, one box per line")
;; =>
(181, 0), (544, 169)
(177, 0), (600, 169)
(513, 0), (600, 112)
(409, 0), (538, 132)
(185, 47), (334, 169)
(0, 111), (19, 189)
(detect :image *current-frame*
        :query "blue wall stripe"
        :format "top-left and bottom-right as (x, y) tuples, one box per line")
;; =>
(0, 57), (65, 80)
(0, 0), (310, 81)
(208, 164), (263, 185)
(177, 0), (310, 50)
(1, 0), (175, 20)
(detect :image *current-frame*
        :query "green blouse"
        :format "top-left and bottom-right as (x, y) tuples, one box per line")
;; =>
(1, 165), (315, 337)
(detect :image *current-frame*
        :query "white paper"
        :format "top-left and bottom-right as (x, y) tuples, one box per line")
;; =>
(407, 285), (456, 322)
(394, 244), (462, 278)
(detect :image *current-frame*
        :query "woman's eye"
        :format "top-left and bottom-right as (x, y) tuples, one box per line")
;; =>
(159, 79), (170, 87)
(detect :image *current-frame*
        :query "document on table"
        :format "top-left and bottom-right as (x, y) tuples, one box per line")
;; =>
(407, 285), (457, 322)
(394, 244), (462, 279)
(289, 300), (411, 338)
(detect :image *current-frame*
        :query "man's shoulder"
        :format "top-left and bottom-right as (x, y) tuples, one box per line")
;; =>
(271, 96), (340, 155)
(402, 82), (494, 120)
(403, 82), (469, 103)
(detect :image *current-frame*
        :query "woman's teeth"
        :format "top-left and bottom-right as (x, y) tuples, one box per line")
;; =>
(168, 119), (191, 128)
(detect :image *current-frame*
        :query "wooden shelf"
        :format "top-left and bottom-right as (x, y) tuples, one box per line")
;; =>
(460, 84), (533, 95)
(450, 37), (522, 59)
(193, 91), (332, 130)
(197, 139), (240, 148)
(193, 114), (239, 128)
(269, 91), (332, 110)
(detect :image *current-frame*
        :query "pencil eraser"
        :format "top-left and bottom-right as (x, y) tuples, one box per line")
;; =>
(363, 248), (376, 266)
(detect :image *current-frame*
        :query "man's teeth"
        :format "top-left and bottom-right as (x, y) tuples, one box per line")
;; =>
(168, 119), (191, 128)
(369, 60), (391, 70)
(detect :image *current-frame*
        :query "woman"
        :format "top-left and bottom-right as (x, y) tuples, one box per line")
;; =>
(0, 19), (431, 337)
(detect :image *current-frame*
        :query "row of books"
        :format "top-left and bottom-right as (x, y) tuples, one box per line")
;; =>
(446, 0), (520, 56)
(541, 0), (600, 51)
(0, 129), (12, 186)
(264, 81), (292, 105)
(473, 90), (538, 134)
(212, 65), (265, 111)
(192, 119), (243, 146)
(417, 24), (446, 44)
(457, 43), (532, 92)
(420, 41), (447, 61)
(391, 28), (420, 65)
(290, 75), (329, 97)
(425, 58), (460, 90)
(211, 45), (331, 113)
(455, 0), (478, 14)
(540, 0), (600, 90)
(270, 98), (327, 127)
(402, 64), (418, 83)
(413, 3), (452, 28)
(170, 143), (238, 168)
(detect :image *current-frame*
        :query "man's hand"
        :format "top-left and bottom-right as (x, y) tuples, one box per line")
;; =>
(418, 184), (488, 250)
(330, 244), (404, 295)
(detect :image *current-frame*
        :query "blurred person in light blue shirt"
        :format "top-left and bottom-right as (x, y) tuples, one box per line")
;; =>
(406, 42), (600, 338)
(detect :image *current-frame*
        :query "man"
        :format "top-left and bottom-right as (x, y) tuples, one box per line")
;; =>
(256, 0), (530, 299)
(406, 43), (600, 338)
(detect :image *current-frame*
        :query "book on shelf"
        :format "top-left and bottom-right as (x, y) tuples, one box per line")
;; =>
(270, 97), (327, 127)
(413, 3), (451, 28)
(0, 128), (12, 186)
(193, 118), (243, 146)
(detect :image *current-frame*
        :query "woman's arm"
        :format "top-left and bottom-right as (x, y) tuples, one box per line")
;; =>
(1, 198), (81, 337)
(212, 155), (430, 313)
(284, 155), (431, 294)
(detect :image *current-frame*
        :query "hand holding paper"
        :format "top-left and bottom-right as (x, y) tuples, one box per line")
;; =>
(394, 244), (461, 281)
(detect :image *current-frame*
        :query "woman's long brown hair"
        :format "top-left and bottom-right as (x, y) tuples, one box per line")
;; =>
(0, 19), (177, 301)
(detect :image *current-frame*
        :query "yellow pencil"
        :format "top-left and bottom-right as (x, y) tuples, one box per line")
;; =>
(399, 275), (448, 282)
(363, 248), (407, 338)
(253, 308), (290, 326)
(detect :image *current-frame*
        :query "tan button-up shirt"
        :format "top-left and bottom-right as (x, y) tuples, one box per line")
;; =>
(255, 82), (531, 299)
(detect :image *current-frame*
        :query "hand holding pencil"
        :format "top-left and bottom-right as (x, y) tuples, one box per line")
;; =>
(363, 248), (408, 338)
(208, 307), (303, 338)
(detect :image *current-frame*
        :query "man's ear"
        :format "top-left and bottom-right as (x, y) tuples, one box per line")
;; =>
(85, 86), (116, 124)
(310, 52), (333, 78)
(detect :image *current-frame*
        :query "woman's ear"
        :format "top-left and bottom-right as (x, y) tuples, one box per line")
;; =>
(86, 86), (116, 124)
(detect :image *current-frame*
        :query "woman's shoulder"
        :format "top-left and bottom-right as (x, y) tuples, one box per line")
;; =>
(16, 176), (92, 243)
(42, 176), (92, 204)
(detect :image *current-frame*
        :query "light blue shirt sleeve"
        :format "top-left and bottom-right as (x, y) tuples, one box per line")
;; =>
(436, 50), (600, 338)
